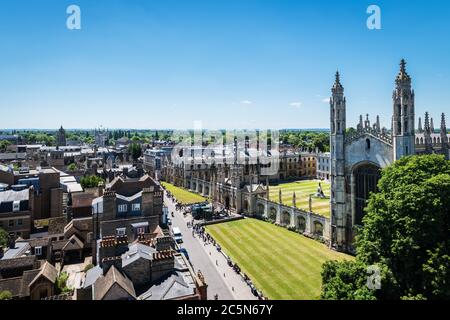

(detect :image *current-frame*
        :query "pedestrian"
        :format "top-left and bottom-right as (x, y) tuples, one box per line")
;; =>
(215, 259), (218, 266)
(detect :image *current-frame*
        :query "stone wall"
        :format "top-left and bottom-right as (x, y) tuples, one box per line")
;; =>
(253, 197), (330, 241)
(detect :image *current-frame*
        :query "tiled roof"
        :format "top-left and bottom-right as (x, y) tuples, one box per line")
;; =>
(48, 217), (68, 235)
(93, 266), (136, 300)
(29, 261), (57, 287)
(0, 255), (37, 271)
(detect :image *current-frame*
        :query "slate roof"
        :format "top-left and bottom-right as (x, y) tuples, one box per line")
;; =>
(138, 271), (195, 300)
(83, 265), (103, 289)
(1, 242), (31, 260)
(121, 243), (156, 268)
(0, 189), (29, 203)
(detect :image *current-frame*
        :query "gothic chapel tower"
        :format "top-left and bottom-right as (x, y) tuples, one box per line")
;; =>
(392, 59), (415, 160)
(330, 72), (348, 250)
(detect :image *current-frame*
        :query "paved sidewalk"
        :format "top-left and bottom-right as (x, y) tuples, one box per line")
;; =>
(163, 190), (256, 300)
(197, 235), (257, 300)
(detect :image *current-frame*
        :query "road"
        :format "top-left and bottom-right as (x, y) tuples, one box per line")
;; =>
(164, 194), (256, 300)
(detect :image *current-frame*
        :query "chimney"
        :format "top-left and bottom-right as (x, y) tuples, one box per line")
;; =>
(141, 187), (155, 217)
(8, 234), (16, 249)
(102, 190), (117, 221)
(98, 181), (104, 197)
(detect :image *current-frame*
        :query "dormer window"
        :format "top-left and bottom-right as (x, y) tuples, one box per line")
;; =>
(116, 228), (126, 236)
(118, 204), (128, 213)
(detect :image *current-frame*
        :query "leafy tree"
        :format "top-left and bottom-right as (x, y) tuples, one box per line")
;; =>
(67, 163), (77, 171)
(0, 140), (11, 151)
(56, 272), (71, 294)
(80, 175), (104, 189)
(128, 143), (142, 161)
(0, 290), (12, 300)
(321, 260), (377, 300)
(0, 228), (8, 248)
(321, 155), (450, 300)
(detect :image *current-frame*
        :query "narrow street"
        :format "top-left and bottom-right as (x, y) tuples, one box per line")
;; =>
(164, 193), (256, 300)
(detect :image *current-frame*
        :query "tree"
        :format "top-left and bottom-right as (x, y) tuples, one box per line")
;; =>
(321, 155), (450, 300)
(56, 272), (71, 294)
(80, 175), (104, 189)
(67, 163), (77, 171)
(0, 140), (11, 151)
(0, 228), (8, 248)
(321, 260), (377, 300)
(0, 290), (12, 300)
(128, 143), (142, 161)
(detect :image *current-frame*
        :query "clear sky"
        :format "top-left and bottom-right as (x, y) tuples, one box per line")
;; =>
(0, 0), (449, 130)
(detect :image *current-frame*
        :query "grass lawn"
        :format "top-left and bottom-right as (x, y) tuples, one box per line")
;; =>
(161, 182), (207, 205)
(206, 218), (351, 300)
(269, 180), (331, 218)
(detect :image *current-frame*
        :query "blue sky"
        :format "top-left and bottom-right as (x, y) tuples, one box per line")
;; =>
(0, 0), (449, 130)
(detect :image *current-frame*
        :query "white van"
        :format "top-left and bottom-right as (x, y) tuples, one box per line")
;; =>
(172, 227), (183, 243)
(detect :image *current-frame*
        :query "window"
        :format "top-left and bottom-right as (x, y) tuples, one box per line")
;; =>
(366, 139), (371, 150)
(35, 246), (42, 256)
(132, 203), (141, 212)
(118, 204), (128, 213)
(9, 220), (14, 227)
(116, 228), (126, 236)
(17, 219), (23, 226)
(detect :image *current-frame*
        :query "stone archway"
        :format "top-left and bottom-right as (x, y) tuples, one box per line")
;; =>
(313, 221), (323, 236)
(243, 200), (250, 213)
(297, 216), (306, 232)
(281, 211), (290, 226)
(225, 196), (230, 209)
(269, 207), (277, 221)
(352, 162), (381, 225)
(257, 203), (265, 216)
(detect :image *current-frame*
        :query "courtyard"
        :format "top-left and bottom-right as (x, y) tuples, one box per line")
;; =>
(206, 218), (351, 300)
(161, 181), (207, 205)
(269, 180), (331, 217)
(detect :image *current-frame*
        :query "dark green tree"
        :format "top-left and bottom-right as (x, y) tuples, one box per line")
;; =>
(128, 143), (142, 161)
(0, 227), (8, 248)
(322, 155), (450, 300)
(80, 175), (104, 189)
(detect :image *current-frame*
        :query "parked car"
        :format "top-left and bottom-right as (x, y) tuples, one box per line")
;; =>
(177, 248), (190, 261)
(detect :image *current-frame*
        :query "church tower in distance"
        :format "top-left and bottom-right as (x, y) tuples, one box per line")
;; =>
(392, 59), (415, 161)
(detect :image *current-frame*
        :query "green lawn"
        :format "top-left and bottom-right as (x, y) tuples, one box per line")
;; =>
(206, 218), (351, 300)
(269, 180), (330, 218)
(161, 182), (207, 205)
